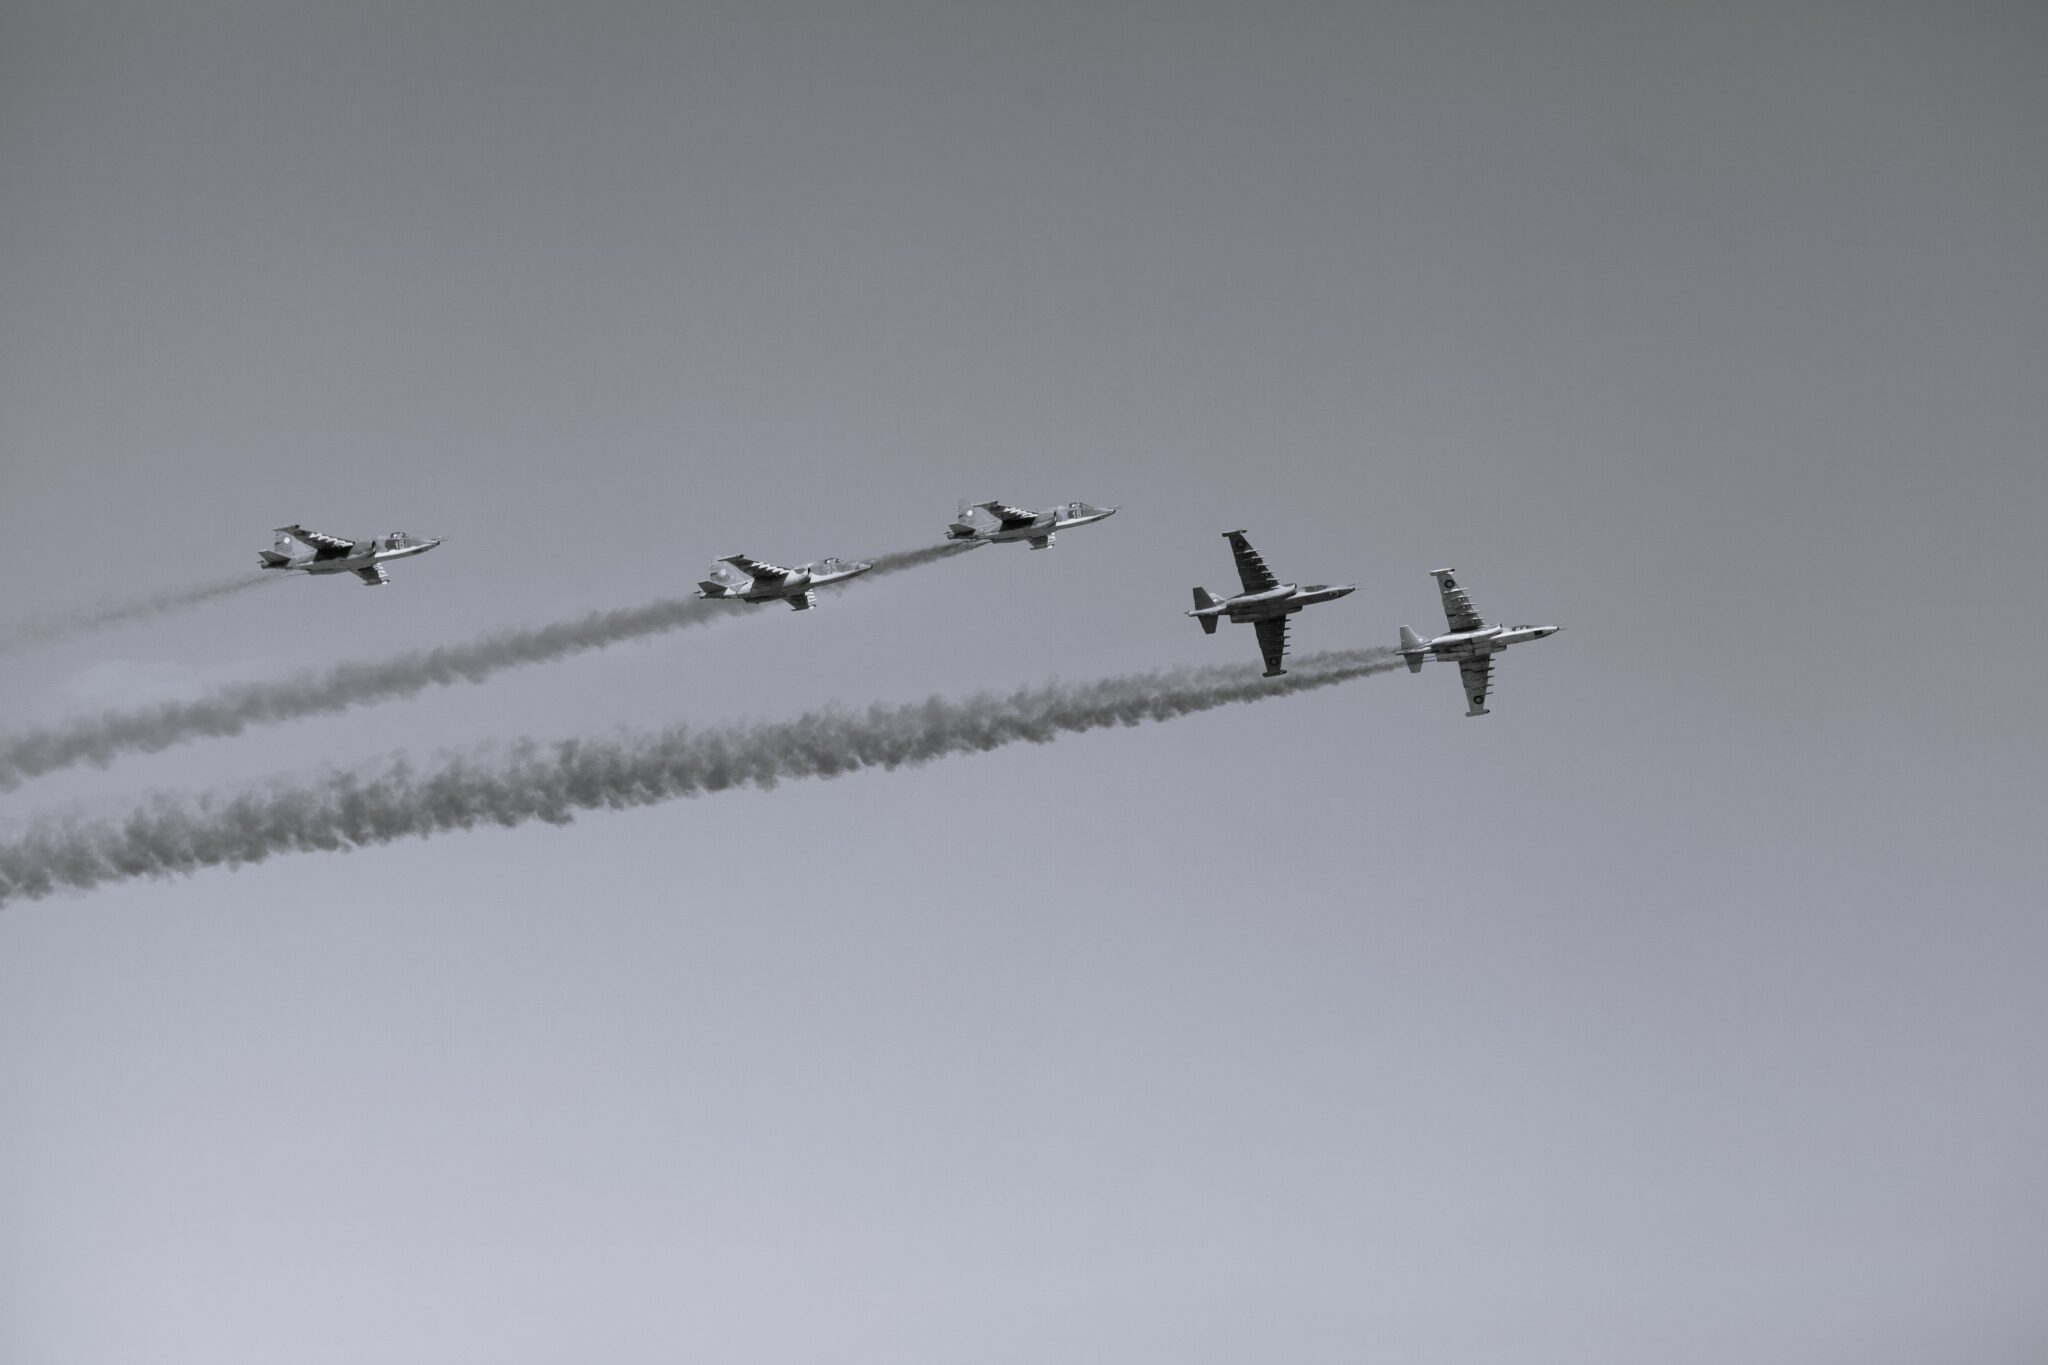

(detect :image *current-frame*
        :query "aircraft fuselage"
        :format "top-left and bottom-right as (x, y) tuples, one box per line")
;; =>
(700, 559), (875, 606)
(1196, 583), (1356, 622)
(980, 508), (1116, 542)
(1420, 624), (1559, 659)
(273, 539), (442, 574)
(947, 503), (1118, 547)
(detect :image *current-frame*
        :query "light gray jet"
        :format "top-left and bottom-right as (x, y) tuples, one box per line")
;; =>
(1397, 568), (1561, 716)
(695, 553), (874, 611)
(946, 500), (1117, 550)
(258, 525), (443, 586)
(1187, 530), (1356, 677)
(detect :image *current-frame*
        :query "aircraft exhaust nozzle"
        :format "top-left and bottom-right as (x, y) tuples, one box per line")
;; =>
(1190, 587), (1220, 633)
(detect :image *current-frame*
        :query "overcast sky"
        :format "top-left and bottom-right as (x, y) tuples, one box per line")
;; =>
(3, 3), (2045, 1361)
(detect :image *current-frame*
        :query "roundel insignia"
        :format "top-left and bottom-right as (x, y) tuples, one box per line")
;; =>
(1442, 576), (1456, 589)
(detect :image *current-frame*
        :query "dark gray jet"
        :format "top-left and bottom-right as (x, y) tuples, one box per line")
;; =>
(258, 525), (443, 586)
(1397, 568), (1561, 715)
(695, 553), (873, 611)
(1187, 530), (1355, 677)
(946, 500), (1117, 550)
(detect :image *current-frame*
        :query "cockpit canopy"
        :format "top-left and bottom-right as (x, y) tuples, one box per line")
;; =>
(384, 532), (414, 549)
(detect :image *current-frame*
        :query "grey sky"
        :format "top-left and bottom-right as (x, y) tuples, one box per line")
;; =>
(3, 3), (2044, 1362)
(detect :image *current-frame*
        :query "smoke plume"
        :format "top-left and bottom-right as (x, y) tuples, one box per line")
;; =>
(0, 576), (275, 656)
(0, 649), (1396, 907)
(0, 543), (971, 789)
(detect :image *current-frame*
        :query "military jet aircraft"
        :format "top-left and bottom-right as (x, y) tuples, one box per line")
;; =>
(695, 553), (874, 611)
(1187, 530), (1356, 677)
(258, 525), (443, 586)
(1397, 568), (1561, 716)
(945, 500), (1117, 550)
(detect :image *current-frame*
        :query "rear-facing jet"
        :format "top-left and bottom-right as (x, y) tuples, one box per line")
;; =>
(1397, 569), (1561, 716)
(945, 500), (1117, 550)
(258, 525), (443, 586)
(1186, 530), (1355, 677)
(695, 554), (874, 611)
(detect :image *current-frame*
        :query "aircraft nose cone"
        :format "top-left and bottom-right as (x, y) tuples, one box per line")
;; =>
(1335, 584), (1356, 596)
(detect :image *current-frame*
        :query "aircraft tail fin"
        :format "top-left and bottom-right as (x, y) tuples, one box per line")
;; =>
(1191, 587), (1220, 633)
(696, 579), (731, 599)
(1399, 624), (1427, 672)
(258, 549), (291, 568)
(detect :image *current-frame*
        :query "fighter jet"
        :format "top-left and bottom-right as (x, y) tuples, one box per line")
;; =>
(695, 553), (874, 611)
(945, 500), (1117, 550)
(1397, 568), (1561, 716)
(258, 525), (443, 586)
(1187, 530), (1356, 677)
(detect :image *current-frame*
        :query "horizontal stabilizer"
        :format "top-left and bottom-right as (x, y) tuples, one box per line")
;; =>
(1399, 624), (1427, 670)
(696, 580), (730, 598)
(258, 549), (291, 568)
(1191, 587), (1220, 633)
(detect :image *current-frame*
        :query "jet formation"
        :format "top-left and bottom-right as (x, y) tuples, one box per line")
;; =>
(255, 503), (1557, 713)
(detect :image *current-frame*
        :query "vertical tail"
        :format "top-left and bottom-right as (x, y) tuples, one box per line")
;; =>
(1399, 625), (1427, 672)
(1191, 587), (1220, 634)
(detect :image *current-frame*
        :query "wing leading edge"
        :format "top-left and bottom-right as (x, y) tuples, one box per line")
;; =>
(978, 501), (1038, 528)
(1433, 569), (1487, 633)
(1253, 617), (1290, 677)
(1224, 531), (1279, 594)
(277, 525), (357, 560)
(721, 554), (791, 580)
(1457, 656), (1493, 716)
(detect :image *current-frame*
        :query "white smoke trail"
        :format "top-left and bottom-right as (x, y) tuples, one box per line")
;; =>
(0, 576), (276, 656)
(0, 649), (1397, 907)
(0, 543), (971, 789)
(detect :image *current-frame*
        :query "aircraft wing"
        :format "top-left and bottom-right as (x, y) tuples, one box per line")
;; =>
(977, 501), (1037, 527)
(1433, 569), (1488, 632)
(1253, 616), (1290, 677)
(353, 564), (390, 586)
(277, 524), (356, 560)
(1224, 531), (1279, 594)
(1457, 656), (1492, 715)
(720, 554), (790, 580)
